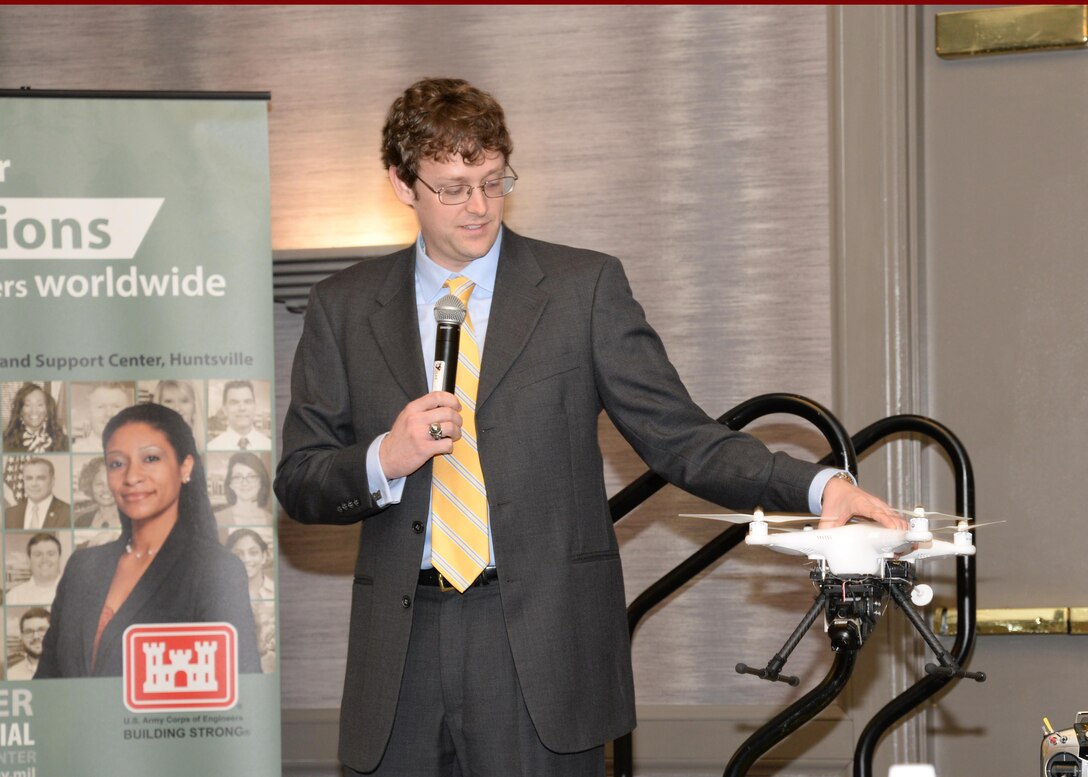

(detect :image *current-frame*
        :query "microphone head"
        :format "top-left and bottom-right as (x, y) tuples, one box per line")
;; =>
(434, 294), (467, 325)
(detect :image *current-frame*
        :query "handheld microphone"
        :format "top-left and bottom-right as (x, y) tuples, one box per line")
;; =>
(433, 294), (467, 393)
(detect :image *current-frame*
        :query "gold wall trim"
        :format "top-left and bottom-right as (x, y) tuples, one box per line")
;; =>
(933, 607), (1088, 635)
(1070, 608), (1088, 634)
(936, 5), (1088, 59)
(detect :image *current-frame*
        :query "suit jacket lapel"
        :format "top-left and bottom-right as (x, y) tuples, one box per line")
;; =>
(478, 232), (547, 409)
(80, 540), (125, 675)
(371, 248), (428, 400)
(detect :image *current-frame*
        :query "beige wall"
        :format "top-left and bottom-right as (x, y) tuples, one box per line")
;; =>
(16, 5), (1064, 776)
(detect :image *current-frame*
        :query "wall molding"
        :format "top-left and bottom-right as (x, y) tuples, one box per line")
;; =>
(828, 4), (929, 771)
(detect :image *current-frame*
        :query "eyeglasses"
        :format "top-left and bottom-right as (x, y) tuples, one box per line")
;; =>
(22, 627), (48, 637)
(231, 474), (260, 485)
(415, 166), (518, 206)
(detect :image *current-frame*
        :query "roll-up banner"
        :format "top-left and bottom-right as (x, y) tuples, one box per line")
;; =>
(0, 91), (280, 775)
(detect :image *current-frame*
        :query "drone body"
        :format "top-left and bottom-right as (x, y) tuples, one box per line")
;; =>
(748, 522), (976, 576)
(683, 508), (977, 577)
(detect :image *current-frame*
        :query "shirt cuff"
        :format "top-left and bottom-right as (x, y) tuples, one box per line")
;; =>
(808, 468), (856, 515)
(366, 433), (405, 507)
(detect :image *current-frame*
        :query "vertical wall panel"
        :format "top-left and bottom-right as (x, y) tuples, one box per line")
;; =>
(920, 6), (1088, 775)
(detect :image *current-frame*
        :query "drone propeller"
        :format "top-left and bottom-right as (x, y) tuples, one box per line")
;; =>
(932, 520), (1006, 532)
(892, 506), (966, 522)
(680, 511), (818, 526)
(894, 507), (1006, 531)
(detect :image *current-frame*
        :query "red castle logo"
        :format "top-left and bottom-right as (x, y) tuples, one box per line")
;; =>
(123, 623), (238, 712)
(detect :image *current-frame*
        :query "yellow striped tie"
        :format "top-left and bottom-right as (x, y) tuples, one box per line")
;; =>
(430, 276), (489, 592)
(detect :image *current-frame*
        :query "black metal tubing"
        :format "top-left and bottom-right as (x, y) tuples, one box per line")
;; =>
(839, 416), (976, 777)
(724, 648), (859, 777)
(610, 393), (857, 777)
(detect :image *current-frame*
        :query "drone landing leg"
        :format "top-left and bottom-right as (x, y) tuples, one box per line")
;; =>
(885, 583), (985, 682)
(736, 591), (829, 687)
(724, 624), (860, 777)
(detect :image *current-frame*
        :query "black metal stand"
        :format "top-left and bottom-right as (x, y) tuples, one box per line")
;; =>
(847, 416), (978, 777)
(611, 394), (856, 777)
(724, 636), (859, 777)
(608, 406), (981, 777)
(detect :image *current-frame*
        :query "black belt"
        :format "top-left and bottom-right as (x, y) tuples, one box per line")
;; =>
(418, 566), (498, 592)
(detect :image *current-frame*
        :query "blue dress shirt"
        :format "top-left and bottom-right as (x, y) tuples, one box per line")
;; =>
(366, 229), (502, 568)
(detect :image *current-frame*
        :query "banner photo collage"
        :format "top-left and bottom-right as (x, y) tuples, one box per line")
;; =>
(0, 93), (280, 775)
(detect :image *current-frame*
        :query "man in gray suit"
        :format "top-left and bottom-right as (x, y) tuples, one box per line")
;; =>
(274, 77), (903, 777)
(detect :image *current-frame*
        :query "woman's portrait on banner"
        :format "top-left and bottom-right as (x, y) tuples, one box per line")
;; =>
(73, 454), (122, 529)
(34, 403), (260, 678)
(252, 600), (276, 674)
(2, 381), (69, 454)
(225, 526), (275, 601)
(208, 450), (275, 527)
(138, 378), (206, 449)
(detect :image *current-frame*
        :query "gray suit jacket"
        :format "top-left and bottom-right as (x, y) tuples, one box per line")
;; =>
(6, 497), (70, 530)
(274, 229), (823, 771)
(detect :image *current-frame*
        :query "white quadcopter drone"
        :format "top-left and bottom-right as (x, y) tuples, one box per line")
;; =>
(682, 506), (991, 686)
(683, 506), (984, 578)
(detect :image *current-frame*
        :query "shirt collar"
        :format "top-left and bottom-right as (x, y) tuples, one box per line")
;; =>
(415, 226), (502, 302)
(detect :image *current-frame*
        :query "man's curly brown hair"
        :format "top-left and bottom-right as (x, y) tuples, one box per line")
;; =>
(381, 77), (513, 188)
